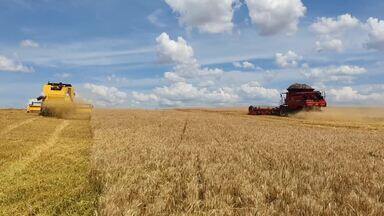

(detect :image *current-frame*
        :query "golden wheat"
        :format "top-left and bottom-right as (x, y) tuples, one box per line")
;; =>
(90, 108), (384, 215)
(2, 108), (383, 215)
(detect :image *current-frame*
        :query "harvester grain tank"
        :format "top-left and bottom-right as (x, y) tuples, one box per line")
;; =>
(249, 83), (327, 116)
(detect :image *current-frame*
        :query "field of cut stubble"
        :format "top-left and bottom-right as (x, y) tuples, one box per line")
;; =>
(92, 108), (384, 215)
(0, 109), (98, 215)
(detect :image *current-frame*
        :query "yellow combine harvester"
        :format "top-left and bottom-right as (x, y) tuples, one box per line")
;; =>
(27, 82), (93, 118)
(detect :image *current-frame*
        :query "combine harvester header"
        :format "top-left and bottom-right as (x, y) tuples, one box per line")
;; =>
(27, 82), (93, 118)
(249, 83), (327, 116)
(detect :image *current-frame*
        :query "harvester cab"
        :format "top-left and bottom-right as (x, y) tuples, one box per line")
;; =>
(249, 83), (327, 116)
(26, 99), (42, 113)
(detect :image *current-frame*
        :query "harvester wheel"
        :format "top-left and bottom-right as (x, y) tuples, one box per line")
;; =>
(279, 107), (288, 117)
(249, 106), (254, 113)
(40, 108), (48, 116)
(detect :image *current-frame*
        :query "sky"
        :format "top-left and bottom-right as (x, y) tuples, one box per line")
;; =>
(0, 0), (383, 108)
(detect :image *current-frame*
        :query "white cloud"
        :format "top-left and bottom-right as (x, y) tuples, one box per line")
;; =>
(302, 65), (367, 84)
(170, 63), (223, 80)
(83, 83), (127, 106)
(233, 61), (255, 69)
(245, 0), (306, 35)
(132, 92), (159, 103)
(132, 33), (280, 107)
(156, 32), (223, 82)
(364, 84), (384, 93)
(310, 15), (384, 52)
(20, 39), (39, 48)
(242, 61), (255, 69)
(0, 55), (33, 73)
(329, 86), (384, 105)
(275, 50), (302, 68)
(310, 14), (360, 52)
(233, 61), (242, 68)
(156, 32), (196, 65)
(106, 74), (162, 89)
(134, 82), (239, 107)
(164, 72), (186, 82)
(155, 82), (238, 103)
(165, 0), (235, 33)
(310, 14), (360, 35)
(312, 65), (366, 75)
(315, 38), (343, 52)
(134, 81), (281, 107)
(147, 9), (166, 28)
(364, 17), (384, 51)
(239, 81), (280, 100)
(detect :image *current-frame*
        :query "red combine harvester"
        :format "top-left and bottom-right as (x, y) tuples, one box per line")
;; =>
(249, 83), (327, 116)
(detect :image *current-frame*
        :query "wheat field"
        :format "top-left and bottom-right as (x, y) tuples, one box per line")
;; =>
(1, 108), (384, 215)
(91, 108), (384, 215)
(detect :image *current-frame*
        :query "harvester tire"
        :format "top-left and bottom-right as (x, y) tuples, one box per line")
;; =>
(249, 106), (254, 113)
(279, 107), (288, 117)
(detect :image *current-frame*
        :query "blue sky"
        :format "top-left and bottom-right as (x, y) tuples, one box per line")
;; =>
(0, 0), (383, 108)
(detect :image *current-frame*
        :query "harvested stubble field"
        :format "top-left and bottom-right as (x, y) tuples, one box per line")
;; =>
(92, 108), (384, 215)
(1, 108), (384, 215)
(0, 110), (98, 215)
